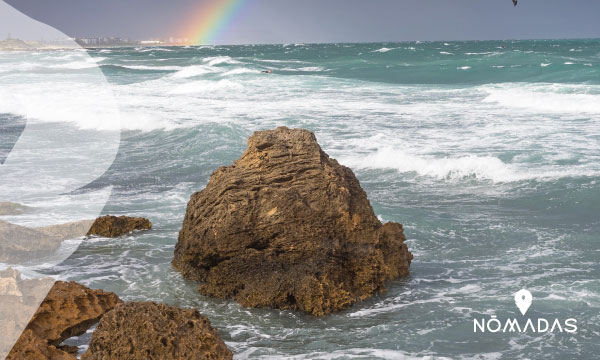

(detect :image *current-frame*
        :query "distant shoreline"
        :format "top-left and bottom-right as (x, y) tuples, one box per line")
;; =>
(2, 37), (600, 52)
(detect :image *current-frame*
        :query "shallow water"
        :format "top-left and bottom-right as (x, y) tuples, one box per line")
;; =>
(1, 40), (599, 358)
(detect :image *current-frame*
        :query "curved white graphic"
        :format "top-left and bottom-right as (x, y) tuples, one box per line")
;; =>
(0, 1), (120, 356)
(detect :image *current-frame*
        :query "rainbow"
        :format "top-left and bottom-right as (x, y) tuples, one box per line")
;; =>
(180, 0), (251, 45)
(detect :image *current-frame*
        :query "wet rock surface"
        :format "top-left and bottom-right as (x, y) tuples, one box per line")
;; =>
(172, 127), (412, 316)
(82, 301), (232, 360)
(86, 215), (152, 238)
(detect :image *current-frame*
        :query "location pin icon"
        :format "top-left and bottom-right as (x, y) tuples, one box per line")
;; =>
(514, 289), (533, 315)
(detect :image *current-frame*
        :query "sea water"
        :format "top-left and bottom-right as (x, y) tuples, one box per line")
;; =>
(1, 40), (599, 358)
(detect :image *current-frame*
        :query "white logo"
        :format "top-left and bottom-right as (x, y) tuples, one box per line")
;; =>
(514, 289), (533, 315)
(473, 289), (577, 333)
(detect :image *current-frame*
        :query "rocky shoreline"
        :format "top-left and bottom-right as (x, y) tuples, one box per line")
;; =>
(4, 271), (231, 360)
(3, 127), (412, 357)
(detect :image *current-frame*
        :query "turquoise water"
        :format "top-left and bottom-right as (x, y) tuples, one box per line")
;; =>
(2, 40), (600, 358)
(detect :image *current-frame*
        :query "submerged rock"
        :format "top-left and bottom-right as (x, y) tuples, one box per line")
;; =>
(0, 219), (94, 264)
(86, 215), (152, 238)
(6, 277), (121, 360)
(82, 302), (232, 360)
(0, 202), (33, 216)
(172, 127), (412, 316)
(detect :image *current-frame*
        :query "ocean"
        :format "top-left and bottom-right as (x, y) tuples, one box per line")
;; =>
(1, 40), (599, 359)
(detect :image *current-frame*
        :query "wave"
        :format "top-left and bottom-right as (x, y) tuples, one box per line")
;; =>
(114, 64), (182, 71)
(340, 147), (525, 182)
(482, 84), (600, 114)
(169, 79), (243, 94)
(338, 147), (599, 183)
(171, 65), (217, 78)
(203, 56), (240, 66)
(373, 47), (394, 53)
(51, 59), (106, 70)
(220, 68), (259, 76)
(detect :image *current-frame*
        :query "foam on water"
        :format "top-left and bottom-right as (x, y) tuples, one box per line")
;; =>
(482, 84), (600, 114)
(172, 65), (217, 78)
(169, 79), (243, 94)
(4, 40), (599, 358)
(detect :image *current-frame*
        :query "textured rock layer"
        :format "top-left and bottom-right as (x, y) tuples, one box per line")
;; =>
(6, 277), (121, 360)
(172, 127), (412, 316)
(82, 302), (232, 360)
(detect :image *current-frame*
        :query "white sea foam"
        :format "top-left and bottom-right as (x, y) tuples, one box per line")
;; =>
(440, 51), (454, 55)
(457, 66), (471, 70)
(373, 47), (394, 53)
(221, 68), (260, 76)
(169, 79), (243, 94)
(116, 65), (182, 71)
(482, 84), (600, 114)
(541, 63), (551, 67)
(171, 65), (215, 78)
(203, 56), (240, 66)
(298, 66), (325, 72)
(339, 147), (524, 183)
(50, 61), (99, 69)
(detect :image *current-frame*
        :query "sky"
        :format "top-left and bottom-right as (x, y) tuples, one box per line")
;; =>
(4, 0), (600, 44)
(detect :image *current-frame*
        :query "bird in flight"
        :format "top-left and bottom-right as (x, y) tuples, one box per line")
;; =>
(513, 0), (518, 6)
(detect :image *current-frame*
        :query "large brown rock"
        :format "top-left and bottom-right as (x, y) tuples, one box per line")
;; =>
(172, 127), (412, 316)
(86, 215), (152, 238)
(82, 302), (232, 360)
(6, 279), (122, 360)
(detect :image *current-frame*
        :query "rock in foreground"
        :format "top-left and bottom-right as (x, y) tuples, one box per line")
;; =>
(172, 127), (412, 316)
(86, 215), (152, 238)
(82, 302), (232, 360)
(6, 278), (122, 360)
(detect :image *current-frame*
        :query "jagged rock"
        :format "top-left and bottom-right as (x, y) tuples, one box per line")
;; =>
(172, 127), (412, 316)
(82, 302), (232, 360)
(23, 281), (122, 345)
(0, 219), (94, 263)
(6, 330), (76, 360)
(6, 278), (122, 360)
(86, 215), (152, 238)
